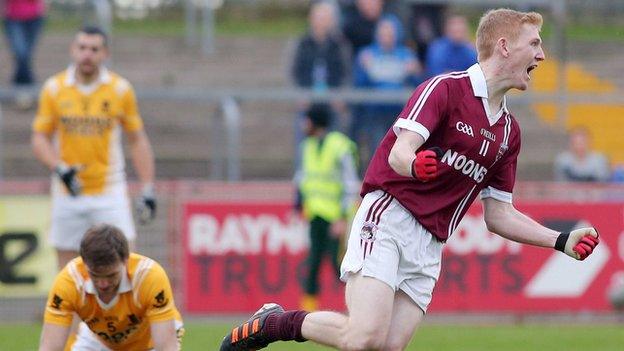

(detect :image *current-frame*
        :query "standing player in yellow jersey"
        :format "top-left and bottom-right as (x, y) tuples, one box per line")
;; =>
(39, 224), (183, 351)
(31, 26), (156, 269)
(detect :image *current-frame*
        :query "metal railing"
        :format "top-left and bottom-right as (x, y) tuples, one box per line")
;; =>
(3, 85), (624, 181)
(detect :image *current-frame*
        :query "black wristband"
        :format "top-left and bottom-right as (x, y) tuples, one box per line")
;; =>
(410, 157), (417, 178)
(555, 232), (570, 252)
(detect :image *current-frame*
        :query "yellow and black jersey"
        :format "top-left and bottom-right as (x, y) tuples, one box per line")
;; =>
(44, 253), (182, 350)
(33, 66), (143, 195)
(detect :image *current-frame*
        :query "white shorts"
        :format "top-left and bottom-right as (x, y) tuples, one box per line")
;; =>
(49, 190), (135, 251)
(340, 190), (444, 312)
(72, 321), (184, 350)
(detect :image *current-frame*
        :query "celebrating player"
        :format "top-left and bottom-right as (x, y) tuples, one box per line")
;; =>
(38, 224), (183, 351)
(31, 26), (156, 270)
(219, 8), (600, 351)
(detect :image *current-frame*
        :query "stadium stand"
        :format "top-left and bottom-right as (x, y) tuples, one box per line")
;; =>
(0, 32), (580, 181)
(531, 53), (624, 165)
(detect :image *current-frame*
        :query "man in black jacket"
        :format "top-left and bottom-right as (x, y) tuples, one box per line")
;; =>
(291, 1), (347, 165)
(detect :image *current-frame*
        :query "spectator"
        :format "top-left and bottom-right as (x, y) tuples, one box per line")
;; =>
(291, 1), (346, 164)
(407, 2), (446, 63)
(294, 104), (359, 311)
(336, 0), (358, 26)
(341, 0), (386, 170)
(292, 1), (345, 92)
(337, 0), (400, 27)
(2, 0), (45, 87)
(425, 15), (478, 78)
(554, 127), (610, 182)
(341, 0), (384, 61)
(351, 14), (421, 168)
(611, 163), (624, 182)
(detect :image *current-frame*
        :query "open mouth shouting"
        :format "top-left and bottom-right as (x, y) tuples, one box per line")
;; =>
(526, 64), (538, 80)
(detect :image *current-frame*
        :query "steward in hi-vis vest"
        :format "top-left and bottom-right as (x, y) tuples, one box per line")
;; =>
(294, 104), (360, 311)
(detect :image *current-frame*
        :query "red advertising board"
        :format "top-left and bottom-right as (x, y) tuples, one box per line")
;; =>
(431, 202), (624, 312)
(183, 202), (345, 313)
(183, 200), (624, 314)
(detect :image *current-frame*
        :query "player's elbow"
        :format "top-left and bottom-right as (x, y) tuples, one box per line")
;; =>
(484, 217), (500, 234)
(483, 199), (517, 236)
(483, 210), (508, 235)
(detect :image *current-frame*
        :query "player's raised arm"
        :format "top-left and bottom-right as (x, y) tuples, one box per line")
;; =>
(390, 129), (444, 182)
(150, 320), (178, 351)
(38, 323), (70, 351)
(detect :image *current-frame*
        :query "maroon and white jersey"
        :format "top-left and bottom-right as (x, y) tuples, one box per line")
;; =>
(361, 64), (521, 241)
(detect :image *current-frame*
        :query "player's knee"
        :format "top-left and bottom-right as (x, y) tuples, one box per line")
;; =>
(380, 329), (413, 351)
(339, 326), (387, 351)
(341, 337), (385, 351)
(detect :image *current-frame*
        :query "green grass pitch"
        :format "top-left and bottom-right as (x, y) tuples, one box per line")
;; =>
(2, 322), (623, 350)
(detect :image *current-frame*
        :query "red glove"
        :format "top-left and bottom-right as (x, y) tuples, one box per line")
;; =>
(554, 227), (600, 260)
(411, 149), (438, 182)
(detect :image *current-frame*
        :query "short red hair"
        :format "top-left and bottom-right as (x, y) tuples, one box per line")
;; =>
(476, 8), (543, 61)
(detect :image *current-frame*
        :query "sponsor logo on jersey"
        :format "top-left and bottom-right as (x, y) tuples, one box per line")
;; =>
(441, 149), (488, 183)
(456, 121), (474, 137)
(480, 128), (496, 142)
(60, 115), (114, 136)
(97, 324), (139, 344)
(153, 290), (169, 308)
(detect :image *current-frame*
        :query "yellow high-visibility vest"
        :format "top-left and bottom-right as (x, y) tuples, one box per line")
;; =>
(301, 131), (357, 222)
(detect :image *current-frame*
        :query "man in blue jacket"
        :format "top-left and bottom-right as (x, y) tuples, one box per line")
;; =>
(426, 15), (477, 78)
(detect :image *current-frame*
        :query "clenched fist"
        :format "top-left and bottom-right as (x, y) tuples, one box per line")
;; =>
(554, 227), (600, 260)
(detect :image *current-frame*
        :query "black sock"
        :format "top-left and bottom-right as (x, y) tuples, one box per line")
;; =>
(264, 310), (309, 342)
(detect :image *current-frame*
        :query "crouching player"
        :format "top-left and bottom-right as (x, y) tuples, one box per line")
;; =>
(38, 224), (183, 351)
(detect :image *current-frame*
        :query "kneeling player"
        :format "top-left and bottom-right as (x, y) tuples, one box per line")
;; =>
(38, 224), (183, 351)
